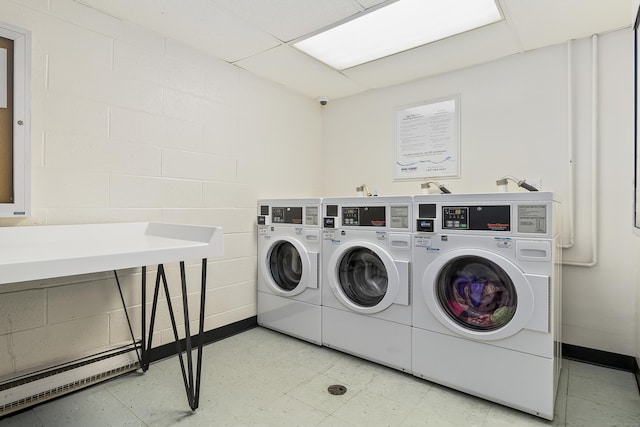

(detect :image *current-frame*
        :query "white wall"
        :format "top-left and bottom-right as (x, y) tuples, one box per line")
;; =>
(322, 29), (636, 356)
(563, 30), (635, 355)
(0, 0), (322, 377)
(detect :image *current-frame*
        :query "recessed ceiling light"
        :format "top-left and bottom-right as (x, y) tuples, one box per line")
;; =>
(293, 0), (502, 70)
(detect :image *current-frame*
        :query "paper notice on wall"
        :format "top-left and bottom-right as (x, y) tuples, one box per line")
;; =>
(394, 96), (459, 180)
(0, 48), (6, 109)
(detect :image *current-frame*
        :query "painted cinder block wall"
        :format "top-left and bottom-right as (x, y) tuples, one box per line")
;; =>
(0, 0), (322, 377)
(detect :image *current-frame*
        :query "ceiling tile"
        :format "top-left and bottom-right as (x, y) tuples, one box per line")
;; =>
(212, 0), (365, 42)
(501, 0), (633, 51)
(75, 0), (281, 62)
(234, 44), (369, 99)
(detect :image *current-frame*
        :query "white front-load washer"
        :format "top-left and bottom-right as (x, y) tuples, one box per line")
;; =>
(412, 192), (562, 420)
(257, 198), (322, 344)
(322, 196), (412, 372)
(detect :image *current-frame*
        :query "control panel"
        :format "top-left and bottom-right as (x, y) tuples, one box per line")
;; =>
(414, 201), (548, 235)
(442, 207), (469, 230)
(323, 204), (410, 229)
(272, 206), (303, 224)
(442, 205), (511, 231)
(342, 206), (385, 226)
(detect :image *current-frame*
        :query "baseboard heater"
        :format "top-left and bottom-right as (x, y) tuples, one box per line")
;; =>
(0, 343), (140, 417)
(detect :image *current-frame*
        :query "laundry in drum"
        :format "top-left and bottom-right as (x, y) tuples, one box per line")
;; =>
(447, 266), (516, 329)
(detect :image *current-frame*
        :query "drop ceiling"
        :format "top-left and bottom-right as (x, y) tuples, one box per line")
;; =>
(74, 0), (633, 100)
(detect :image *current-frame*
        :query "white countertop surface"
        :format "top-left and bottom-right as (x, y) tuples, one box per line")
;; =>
(0, 222), (224, 285)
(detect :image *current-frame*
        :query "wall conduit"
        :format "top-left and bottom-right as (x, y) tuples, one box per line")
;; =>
(565, 38), (576, 248)
(563, 34), (599, 267)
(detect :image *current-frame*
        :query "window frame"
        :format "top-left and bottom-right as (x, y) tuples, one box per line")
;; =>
(0, 22), (30, 218)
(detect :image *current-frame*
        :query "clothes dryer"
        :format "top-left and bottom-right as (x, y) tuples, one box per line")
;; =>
(412, 192), (561, 420)
(322, 196), (412, 372)
(257, 199), (322, 344)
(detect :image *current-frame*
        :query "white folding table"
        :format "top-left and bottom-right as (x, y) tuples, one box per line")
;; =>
(0, 222), (224, 411)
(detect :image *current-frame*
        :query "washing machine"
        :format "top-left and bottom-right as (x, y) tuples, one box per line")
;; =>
(257, 198), (322, 344)
(412, 192), (561, 420)
(322, 196), (413, 372)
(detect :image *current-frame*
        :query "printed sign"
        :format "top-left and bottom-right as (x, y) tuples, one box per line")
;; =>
(394, 96), (459, 180)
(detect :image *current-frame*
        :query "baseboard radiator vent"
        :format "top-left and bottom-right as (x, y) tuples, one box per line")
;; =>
(0, 344), (140, 417)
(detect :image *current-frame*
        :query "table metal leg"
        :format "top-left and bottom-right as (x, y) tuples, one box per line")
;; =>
(194, 258), (207, 409)
(141, 266), (148, 371)
(143, 264), (164, 372)
(142, 260), (208, 410)
(113, 270), (142, 369)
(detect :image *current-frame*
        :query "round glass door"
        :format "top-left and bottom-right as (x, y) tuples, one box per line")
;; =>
(436, 255), (517, 331)
(338, 247), (388, 307)
(269, 241), (302, 291)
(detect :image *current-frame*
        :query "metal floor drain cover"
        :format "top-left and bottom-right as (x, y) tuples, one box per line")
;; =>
(327, 385), (347, 395)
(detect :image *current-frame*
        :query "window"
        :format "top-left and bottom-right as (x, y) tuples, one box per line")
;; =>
(0, 22), (30, 217)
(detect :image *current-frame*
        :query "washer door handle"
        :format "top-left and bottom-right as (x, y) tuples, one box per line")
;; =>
(394, 260), (409, 305)
(307, 251), (319, 289)
(525, 274), (550, 333)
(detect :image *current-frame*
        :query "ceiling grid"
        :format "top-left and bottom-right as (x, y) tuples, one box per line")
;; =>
(72, 0), (633, 99)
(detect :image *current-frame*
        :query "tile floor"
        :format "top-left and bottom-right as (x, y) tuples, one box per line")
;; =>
(1, 327), (639, 426)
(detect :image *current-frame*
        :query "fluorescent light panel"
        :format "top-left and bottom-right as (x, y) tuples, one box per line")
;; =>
(293, 0), (502, 70)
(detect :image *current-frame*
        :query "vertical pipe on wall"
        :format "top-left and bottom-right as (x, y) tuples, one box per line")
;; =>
(564, 34), (599, 267)
(565, 39), (576, 248)
(588, 34), (600, 266)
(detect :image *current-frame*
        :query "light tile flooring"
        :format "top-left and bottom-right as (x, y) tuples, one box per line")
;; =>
(1, 327), (639, 426)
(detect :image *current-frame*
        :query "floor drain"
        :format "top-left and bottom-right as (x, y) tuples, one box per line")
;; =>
(327, 384), (347, 396)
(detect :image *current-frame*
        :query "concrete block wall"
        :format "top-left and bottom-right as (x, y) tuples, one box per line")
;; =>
(0, 0), (322, 377)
